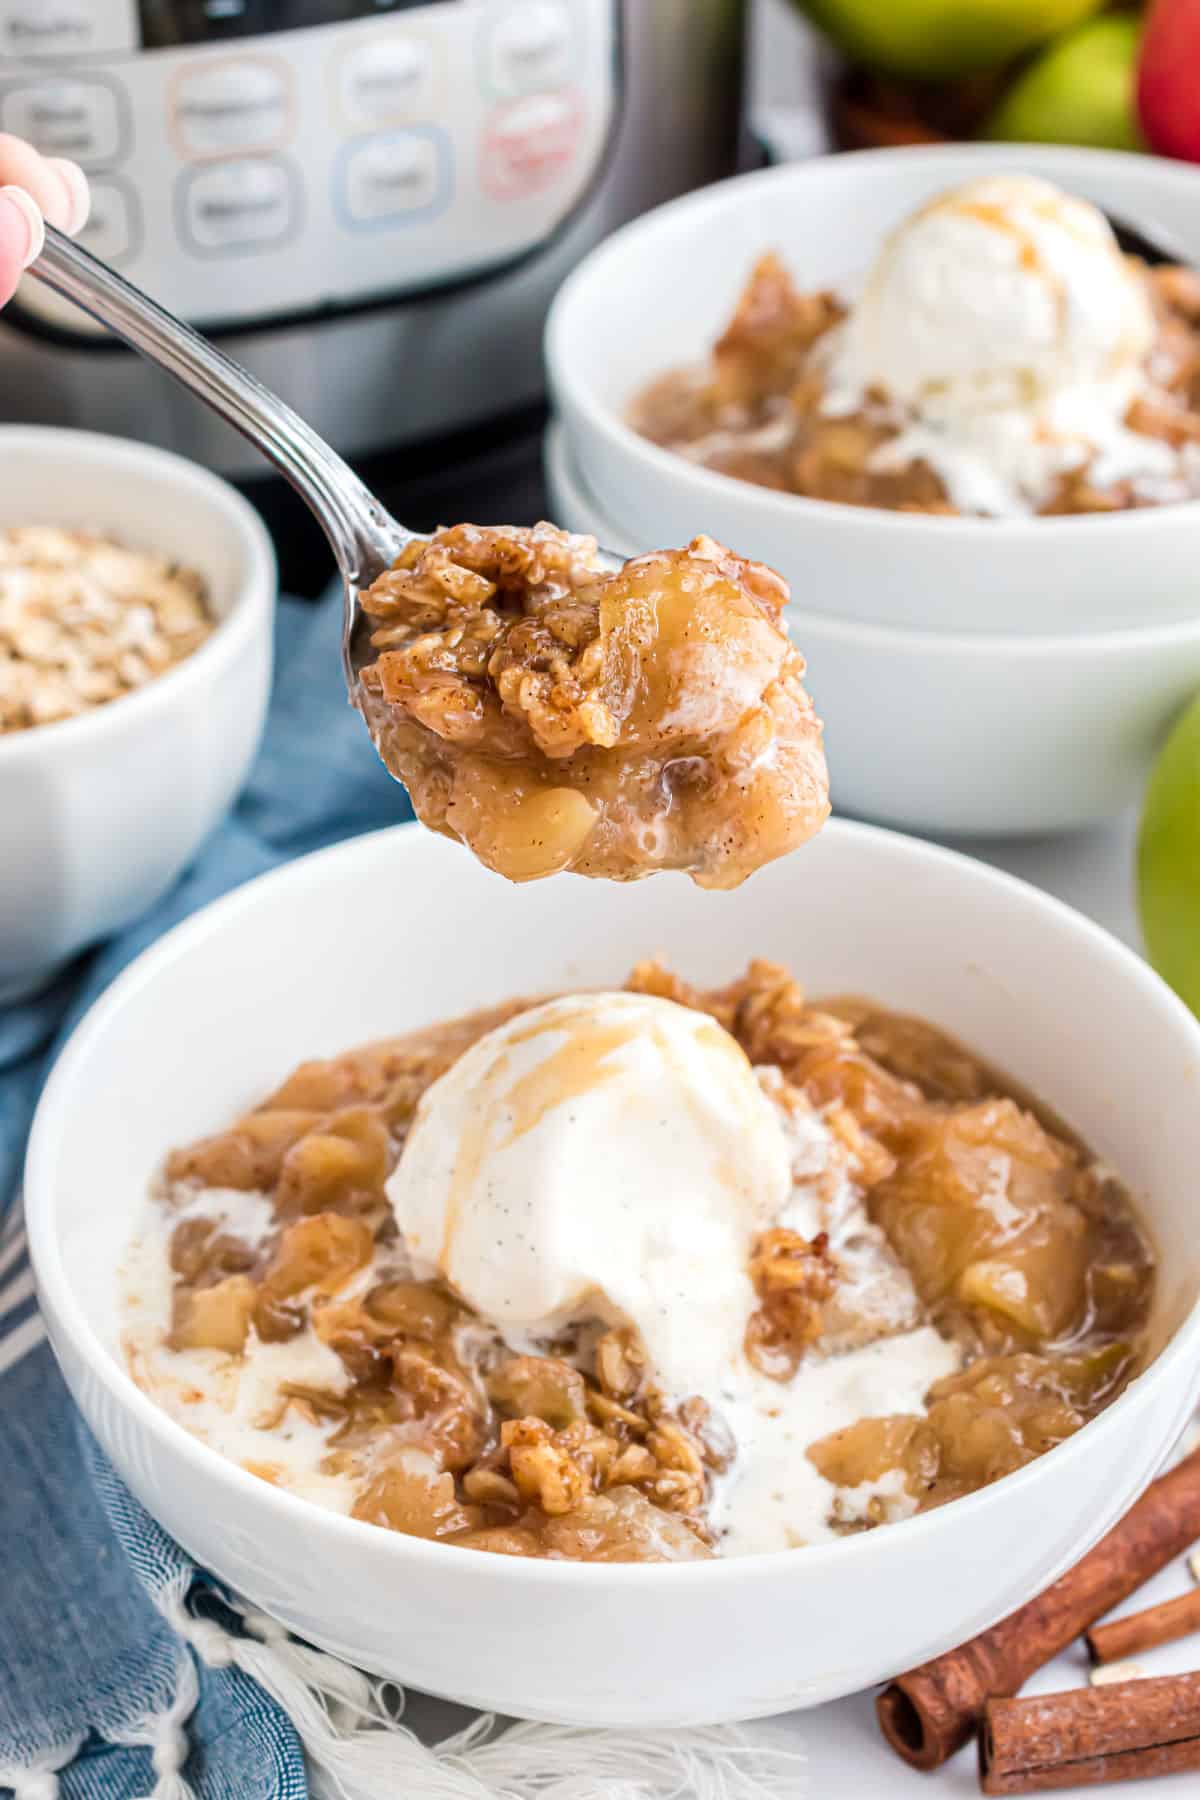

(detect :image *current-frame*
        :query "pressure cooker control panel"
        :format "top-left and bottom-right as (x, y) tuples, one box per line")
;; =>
(2, 0), (617, 336)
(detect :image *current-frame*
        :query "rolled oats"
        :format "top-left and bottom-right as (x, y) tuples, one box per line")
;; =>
(0, 525), (213, 735)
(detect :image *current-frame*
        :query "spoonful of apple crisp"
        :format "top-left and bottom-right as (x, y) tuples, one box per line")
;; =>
(28, 227), (828, 887)
(356, 522), (827, 885)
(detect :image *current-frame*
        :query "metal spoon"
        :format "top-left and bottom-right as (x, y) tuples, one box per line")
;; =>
(28, 224), (422, 697)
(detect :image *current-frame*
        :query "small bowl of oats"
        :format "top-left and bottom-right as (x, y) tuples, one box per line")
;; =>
(0, 427), (275, 1002)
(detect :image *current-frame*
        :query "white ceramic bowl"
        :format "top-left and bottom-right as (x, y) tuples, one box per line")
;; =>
(546, 143), (1200, 637)
(26, 822), (1200, 1726)
(0, 427), (275, 1002)
(546, 422), (1200, 835)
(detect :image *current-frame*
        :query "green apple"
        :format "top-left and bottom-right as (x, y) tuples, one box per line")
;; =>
(983, 13), (1145, 150)
(1138, 690), (1200, 1018)
(791, 0), (1108, 81)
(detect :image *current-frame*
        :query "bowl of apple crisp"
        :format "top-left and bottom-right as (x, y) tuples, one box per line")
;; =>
(0, 427), (275, 1001)
(25, 809), (1200, 1724)
(546, 144), (1200, 636)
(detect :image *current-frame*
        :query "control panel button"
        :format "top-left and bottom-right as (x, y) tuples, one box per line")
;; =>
(0, 1), (137, 58)
(172, 58), (290, 158)
(339, 35), (434, 126)
(1, 78), (125, 168)
(485, 2), (573, 97)
(338, 128), (449, 227)
(481, 90), (582, 201)
(179, 156), (296, 254)
(76, 175), (137, 263)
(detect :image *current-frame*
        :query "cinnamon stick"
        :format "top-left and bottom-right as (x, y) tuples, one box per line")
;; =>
(1087, 1587), (1200, 1666)
(979, 1673), (1200, 1793)
(876, 1447), (1200, 1770)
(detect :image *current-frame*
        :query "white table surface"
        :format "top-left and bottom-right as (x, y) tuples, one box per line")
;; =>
(326, 812), (1198, 1798)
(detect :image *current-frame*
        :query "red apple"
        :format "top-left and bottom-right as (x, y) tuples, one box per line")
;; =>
(1138, 0), (1200, 160)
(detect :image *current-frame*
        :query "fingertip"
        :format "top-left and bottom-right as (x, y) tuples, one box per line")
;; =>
(47, 159), (89, 236)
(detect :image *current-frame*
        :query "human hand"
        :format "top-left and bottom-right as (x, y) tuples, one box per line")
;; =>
(0, 137), (89, 307)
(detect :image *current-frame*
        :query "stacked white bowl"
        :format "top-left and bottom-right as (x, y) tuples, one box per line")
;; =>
(545, 144), (1200, 837)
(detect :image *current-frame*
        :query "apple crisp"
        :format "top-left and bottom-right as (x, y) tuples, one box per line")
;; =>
(355, 523), (829, 887)
(0, 526), (213, 734)
(631, 252), (1200, 517)
(125, 960), (1154, 1562)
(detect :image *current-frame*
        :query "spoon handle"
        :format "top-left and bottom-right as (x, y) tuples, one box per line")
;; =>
(28, 225), (407, 584)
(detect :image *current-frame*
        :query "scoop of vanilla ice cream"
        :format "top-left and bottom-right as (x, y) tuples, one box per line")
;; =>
(387, 991), (793, 1399)
(834, 174), (1154, 419)
(823, 174), (1173, 515)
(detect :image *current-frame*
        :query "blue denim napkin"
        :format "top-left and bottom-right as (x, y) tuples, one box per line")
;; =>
(0, 589), (406, 1799)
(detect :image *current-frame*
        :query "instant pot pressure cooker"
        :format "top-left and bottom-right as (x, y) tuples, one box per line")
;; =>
(0, 0), (748, 476)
